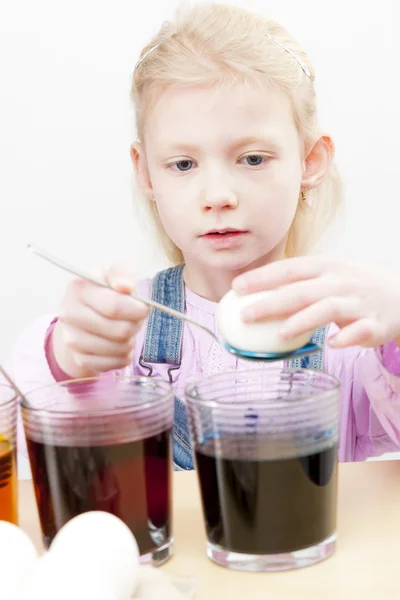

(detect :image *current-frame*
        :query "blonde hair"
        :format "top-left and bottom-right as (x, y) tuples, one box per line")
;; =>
(131, 2), (342, 265)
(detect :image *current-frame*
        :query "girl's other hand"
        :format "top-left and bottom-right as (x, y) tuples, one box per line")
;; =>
(232, 257), (400, 349)
(51, 265), (150, 378)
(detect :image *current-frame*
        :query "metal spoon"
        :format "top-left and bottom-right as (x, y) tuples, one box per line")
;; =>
(0, 364), (29, 405)
(28, 243), (320, 362)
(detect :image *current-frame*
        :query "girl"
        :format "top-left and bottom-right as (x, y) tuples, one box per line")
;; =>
(8, 3), (400, 469)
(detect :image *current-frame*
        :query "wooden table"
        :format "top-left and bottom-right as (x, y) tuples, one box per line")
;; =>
(19, 461), (400, 599)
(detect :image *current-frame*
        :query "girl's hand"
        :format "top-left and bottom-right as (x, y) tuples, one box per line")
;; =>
(52, 265), (150, 378)
(232, 257), (400, 349)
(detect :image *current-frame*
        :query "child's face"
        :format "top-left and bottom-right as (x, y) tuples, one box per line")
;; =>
(135, 82), (310, 274)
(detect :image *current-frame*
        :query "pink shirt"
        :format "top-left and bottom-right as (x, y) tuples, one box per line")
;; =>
(5, 278), (400, 463)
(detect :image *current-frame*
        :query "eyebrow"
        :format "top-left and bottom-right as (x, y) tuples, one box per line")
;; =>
(156, 136), (282, 155)
(230, 136), (281, 152)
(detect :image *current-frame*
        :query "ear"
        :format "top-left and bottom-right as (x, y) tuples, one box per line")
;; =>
(130, 142), (154, 199)
(301, 135), (335, 190)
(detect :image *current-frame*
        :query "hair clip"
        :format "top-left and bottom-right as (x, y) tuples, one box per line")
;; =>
(266, 34), (311, 78)
(134, 44), (160, 72)
(134, 37), (311, 79)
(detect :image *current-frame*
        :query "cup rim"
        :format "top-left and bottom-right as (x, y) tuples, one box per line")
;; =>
(185, 367), (340, 409)
(0, 383), (19, 408)
(21, 375), (173, 415)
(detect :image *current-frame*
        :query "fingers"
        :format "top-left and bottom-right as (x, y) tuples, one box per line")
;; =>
(279, 297), (364, 340)
(59, 304), (142, 342)
(72, 353), (135, 374)
(240, 277), (348, 322)
(106, 264), (136, 294)
(54, 262), (150, 378)
(64, 271), (149, 324)
(232, 256), (336, 294)
(62, 325), (135, 357)
(81, 285), (149, 322)
(328, 319), (377, 348)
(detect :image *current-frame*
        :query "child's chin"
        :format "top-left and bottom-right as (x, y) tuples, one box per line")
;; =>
(202, 253), (258, 273)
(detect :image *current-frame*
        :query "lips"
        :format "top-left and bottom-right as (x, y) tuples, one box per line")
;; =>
(200, 228), (249, 249)
(202, 228), (246, 236)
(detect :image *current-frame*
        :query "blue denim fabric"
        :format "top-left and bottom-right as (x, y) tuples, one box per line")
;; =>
(140, 265), (193, 470)
(288, 325), (327, 370)
(140, 265), (327, 470)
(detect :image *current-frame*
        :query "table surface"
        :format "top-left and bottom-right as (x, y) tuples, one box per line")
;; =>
(19, 461), (400, 599)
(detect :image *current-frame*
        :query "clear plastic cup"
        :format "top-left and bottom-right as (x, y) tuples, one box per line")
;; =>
(22, 375), (174, 566)
(186, 367), (340, 572)
(0, 384), (18, 524)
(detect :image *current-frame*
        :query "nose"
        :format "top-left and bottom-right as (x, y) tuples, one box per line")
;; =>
(201, 177), (238, 212)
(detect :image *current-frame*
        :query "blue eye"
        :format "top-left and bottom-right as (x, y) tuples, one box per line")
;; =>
(243, 155), (265, 166)
(175, 160), (193, 171)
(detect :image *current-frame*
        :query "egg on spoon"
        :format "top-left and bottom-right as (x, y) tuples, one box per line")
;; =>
(217, 290), (312, 355)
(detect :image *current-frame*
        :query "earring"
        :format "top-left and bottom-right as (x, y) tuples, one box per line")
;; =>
(302, 190), (312, 208)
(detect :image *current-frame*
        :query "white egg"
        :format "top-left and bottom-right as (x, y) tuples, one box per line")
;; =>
(49, 511), (140, 600)
(20, 553), (118, 600)
(19, 553), (53, 600)
(0, 521), (38, 598)
(217, 290), (312, 354)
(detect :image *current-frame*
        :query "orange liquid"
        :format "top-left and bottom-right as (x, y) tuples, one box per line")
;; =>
(0, 441), (17, 524)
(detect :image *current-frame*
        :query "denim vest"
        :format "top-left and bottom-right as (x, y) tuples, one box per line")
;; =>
(139, 265), (328, 471)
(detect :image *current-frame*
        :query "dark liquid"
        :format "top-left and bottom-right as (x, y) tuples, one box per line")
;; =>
(27, 429), (172, 554)
(195, 441), (337, 555)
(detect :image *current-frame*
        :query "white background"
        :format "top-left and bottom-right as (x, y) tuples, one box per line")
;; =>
(1, 0), (399, 359)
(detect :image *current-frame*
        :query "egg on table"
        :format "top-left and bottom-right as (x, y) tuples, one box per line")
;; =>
(217, 290), (312, 354)
(0, 521), (38, 598)
(49, 511), (140, 600)
(19, 553), (119, 600)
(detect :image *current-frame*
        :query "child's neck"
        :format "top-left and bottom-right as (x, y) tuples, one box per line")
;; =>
(183, 249), (285, 303)
(183, 267), (236, 302)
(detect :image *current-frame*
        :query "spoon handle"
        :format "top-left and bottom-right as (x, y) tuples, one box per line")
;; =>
(28, 244), (218, 343)
(0, 364), (27, 403)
